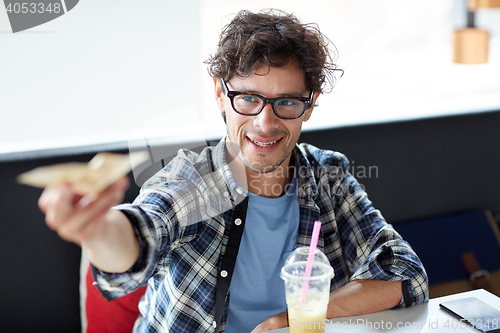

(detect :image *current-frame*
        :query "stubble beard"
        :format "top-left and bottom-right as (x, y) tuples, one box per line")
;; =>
(226, 127), (295, 174)
(239, 140), (294, 174)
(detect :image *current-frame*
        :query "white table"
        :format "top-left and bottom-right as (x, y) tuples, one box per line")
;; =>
(270, 289), (500, 332)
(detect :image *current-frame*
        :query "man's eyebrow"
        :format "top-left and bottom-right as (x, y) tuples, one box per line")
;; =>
(235, 87), (308, 97)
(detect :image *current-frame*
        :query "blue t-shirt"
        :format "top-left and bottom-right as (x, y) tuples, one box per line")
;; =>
(225, 174), (299, 333)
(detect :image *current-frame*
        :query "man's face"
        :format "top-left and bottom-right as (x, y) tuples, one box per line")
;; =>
(215, 61), (318, 174)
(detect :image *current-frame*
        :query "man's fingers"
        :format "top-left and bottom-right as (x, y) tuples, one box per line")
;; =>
(38, 185), (57, 213)
(250, 312), (288, 333)
(42, 183), (75, 231)
(81, 177), (129, 213)
(37, 176), (130, 245)
(56, 177), (130, 243)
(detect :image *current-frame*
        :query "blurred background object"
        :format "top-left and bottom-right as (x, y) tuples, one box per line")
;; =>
(453, 0), (500, 64)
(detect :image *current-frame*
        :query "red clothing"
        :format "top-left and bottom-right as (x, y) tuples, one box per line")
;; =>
(85, 265), (146, 333)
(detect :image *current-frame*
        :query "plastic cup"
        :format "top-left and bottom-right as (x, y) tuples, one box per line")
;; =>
(280, 247), (334, 333)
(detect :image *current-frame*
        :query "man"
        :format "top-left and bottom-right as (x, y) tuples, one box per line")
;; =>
(38, 9), (428, 333)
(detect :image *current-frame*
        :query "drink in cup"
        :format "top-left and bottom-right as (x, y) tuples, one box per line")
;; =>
(280, 247), (334, 333)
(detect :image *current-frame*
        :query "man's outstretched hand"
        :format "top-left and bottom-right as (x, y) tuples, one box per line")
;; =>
(38, 177), (140, 273)
(38, 177), (129, 246)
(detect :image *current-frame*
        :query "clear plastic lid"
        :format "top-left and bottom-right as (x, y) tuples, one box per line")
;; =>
(281, 247), (334, 280)
(284, 247), (330, 266)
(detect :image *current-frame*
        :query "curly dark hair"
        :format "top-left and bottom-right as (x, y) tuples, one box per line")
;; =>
(205, 9), (342, 94)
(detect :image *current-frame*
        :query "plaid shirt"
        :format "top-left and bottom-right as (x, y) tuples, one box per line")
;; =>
(94, 139), (429, 333)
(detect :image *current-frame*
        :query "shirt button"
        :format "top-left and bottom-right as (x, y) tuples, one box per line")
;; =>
(235, 187), (243, 195)
(223, 191), (229, 197)
(220, 270), (228, 278)
(234, 218), (242, 226)
(212, 320), (217, 328)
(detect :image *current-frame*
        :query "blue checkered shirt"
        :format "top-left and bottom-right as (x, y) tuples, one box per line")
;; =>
(93, 139), (429, 333)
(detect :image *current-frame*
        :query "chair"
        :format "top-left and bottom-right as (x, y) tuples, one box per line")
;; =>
(394, 210), (500, 298)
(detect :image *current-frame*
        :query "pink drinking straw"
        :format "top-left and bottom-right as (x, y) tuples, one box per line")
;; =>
(299, 220), (322, 304)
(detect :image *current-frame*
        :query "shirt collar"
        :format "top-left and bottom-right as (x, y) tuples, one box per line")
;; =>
(212, 137), (247, 200)
(292, 144), (319, 204)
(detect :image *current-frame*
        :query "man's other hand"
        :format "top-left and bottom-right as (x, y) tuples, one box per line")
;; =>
(251, 312), (288, 333)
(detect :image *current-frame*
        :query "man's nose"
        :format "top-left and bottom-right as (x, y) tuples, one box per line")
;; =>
(254, 103), (279, 132)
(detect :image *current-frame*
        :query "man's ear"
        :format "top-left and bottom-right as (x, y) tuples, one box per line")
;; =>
(214, 78), (225, 112)
(303, 92), (320, 122)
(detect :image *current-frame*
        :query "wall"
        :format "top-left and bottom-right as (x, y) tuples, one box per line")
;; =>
(0, 151), (142, 332)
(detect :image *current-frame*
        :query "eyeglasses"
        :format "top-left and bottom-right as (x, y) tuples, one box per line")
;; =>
(221, 80), (314, 120)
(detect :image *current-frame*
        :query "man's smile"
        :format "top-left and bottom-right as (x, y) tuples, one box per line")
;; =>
(247, 136), (282, 147)
(248, 138), (280, 147)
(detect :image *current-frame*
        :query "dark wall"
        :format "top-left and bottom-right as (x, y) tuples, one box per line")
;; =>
(0, 152), (141, 333)
(0, 110), (499, 332)
(300, 110), (500, 223)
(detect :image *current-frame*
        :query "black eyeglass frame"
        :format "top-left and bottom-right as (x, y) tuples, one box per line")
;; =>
(221, 80), (314, 120)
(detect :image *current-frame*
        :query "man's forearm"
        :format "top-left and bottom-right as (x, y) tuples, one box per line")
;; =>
(82, 209), (140, 273)
(327, 280), (402, 318)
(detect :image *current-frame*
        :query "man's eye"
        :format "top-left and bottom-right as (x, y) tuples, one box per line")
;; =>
(277, 99), (297, 107)
(241, 95), (259, 103)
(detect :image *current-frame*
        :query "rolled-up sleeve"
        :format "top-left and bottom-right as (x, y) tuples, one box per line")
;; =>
(91, 203), (163, 300)
(92, 179), (184, 300)
(336, 173), (429, 308)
